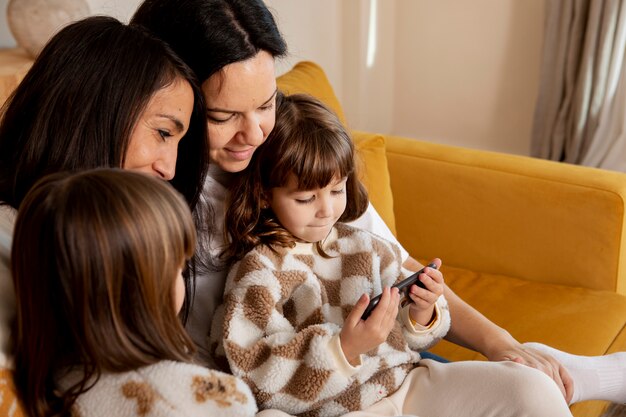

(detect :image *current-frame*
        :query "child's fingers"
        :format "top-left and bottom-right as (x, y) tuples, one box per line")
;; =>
(368, 287), (392, 325)
(407, 290), (436, 308)
(408, 280), (444, 310)
(410, 279), (442, 300)
(345, 293), (369, 328)
(381, 287), (399, 317)
(423, 267), (444, 285)
(419, 275), (444, 298)
(429, 258), (443, 270)
(369, 287), (399, 335)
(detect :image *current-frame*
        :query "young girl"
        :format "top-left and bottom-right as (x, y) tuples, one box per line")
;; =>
(213, 93), (581, 417)
(11, 169), (255, 417)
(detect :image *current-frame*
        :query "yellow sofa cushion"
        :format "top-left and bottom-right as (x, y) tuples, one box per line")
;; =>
(276, 61), (347, 125)
(430, 264), (626, 361)
(352, 132), (396, 236)
(277, 62), (397, 235)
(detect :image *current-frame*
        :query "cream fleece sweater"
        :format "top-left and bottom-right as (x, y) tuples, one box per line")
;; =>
(65, 360), (257, 417)
(215, 224), (450, 417)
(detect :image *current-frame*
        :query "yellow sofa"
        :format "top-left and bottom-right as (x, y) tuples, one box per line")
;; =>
(277, 61), (626, 417)
(2, 58), (626, 417)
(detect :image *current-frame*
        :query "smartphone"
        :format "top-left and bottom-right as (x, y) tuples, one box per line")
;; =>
(360, 262), (438, 320)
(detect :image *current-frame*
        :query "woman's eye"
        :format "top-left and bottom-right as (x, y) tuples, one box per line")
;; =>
(331, 188), (345, 195)
(260, 103), (274, 111)
(207, 113), (233, 124)
(158, 129), (171, 140)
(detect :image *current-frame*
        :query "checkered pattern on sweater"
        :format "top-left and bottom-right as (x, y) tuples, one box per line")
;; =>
(216, 223), (451, 417)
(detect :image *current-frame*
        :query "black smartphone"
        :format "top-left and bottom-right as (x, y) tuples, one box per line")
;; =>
(361, 262), (438, 320)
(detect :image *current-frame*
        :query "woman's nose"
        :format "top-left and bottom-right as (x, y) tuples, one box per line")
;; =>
(239, 114), (265, 146)
(153, 147), (178, 180)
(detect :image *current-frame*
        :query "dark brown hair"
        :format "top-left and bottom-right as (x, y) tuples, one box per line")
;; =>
(131, 0), (287, 83)
(11, 169), (197, 416)
(0, 16), (208, 212)
(224, 93), (368, 262)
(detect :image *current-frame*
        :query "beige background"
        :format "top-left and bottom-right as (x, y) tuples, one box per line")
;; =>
(0, 0), (544, 156)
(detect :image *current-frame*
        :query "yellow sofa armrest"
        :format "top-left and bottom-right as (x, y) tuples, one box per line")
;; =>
(383, 134), (626, 294)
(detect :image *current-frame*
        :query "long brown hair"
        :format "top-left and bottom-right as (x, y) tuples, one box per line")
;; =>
(0, 16), (208, 212)
(11, 169), (197, 416)
(223, 93), (368, 263)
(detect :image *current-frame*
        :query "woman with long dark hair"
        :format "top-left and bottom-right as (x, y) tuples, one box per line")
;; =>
(0, 15), (209, 369)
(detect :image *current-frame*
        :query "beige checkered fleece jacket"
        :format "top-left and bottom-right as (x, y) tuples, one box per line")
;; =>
(66, 360), (256, 417)
(216, 223), (451, 417)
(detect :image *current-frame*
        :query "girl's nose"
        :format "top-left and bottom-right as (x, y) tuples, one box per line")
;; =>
(316, 197), (333, 218)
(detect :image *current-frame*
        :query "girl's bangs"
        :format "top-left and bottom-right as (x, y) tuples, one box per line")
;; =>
(284, 130), (354, 190)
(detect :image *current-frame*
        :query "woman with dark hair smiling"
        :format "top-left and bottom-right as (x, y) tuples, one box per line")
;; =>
(0, 15), (209, 370)
(132, 0), (289, 366)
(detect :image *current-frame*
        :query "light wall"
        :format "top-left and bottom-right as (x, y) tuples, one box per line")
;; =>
(269, 0), (545, 155)
(0, 0), (142, 36)
(0, 0), (544, 155)
(393, 0), (544, 155)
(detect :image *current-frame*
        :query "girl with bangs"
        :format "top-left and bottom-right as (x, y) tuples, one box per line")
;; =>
(214, 94), (573, 417)
(11, 169), (255, 417)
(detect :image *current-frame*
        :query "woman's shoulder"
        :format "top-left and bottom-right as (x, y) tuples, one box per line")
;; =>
(74, 361), (256, 417)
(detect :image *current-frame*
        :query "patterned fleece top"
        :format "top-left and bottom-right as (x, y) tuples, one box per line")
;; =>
(214, 223), (451, 417)
(64, 360), (256, 417)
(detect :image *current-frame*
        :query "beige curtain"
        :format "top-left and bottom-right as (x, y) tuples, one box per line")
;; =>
(531, 0), (626, 170)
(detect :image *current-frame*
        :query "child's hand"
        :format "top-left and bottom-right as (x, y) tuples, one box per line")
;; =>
(407, 258), (444, 326)
(340, 286), (400, 365)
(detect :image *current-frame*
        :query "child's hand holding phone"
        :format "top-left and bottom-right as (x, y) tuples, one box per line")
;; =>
(340, 287), (400, 366)
(360, 259), (444, 321)
(407, 258), (444, 326)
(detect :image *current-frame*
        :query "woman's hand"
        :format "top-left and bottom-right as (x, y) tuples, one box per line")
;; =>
(407, 258), (444, 326)
(340, 287), (400, 365)
(489, 343), (574, 403)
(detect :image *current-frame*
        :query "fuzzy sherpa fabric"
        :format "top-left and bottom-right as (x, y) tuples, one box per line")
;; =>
(67, 360), (256, 417)
(215, 223), (450, 417)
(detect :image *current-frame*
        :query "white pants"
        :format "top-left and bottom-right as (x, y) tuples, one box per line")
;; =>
(257, 359), (573, 417)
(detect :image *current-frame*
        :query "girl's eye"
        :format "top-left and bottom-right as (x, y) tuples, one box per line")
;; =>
(331, 188), (345, 195)
(158, 129), (172, 140)
(295, 196), (315, 204)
